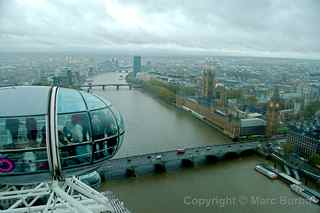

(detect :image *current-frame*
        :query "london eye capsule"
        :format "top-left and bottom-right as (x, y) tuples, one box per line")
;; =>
(0, 86), (124, 185)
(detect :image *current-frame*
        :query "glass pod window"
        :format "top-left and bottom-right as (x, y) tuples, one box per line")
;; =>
(57, 112), (92, 168)
(57, 88), (87, 114)
(56, 88), (124, 169)
(0, 115), (48, 174)
(57, 88), (92, 169)
(90, 108), (119, 160)
(81, 91), (108, 110)
(110, 106), (125, 134)
(109, 106), (125, 152)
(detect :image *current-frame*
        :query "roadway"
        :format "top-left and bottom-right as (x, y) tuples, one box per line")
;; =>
(101, 142), (260, 177)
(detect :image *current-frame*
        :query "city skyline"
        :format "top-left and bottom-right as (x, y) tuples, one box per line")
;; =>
(0, 0), (320, 59)
(0, 1), (320, 212)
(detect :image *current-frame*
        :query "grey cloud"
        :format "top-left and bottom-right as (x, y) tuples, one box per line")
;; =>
(0, 0), (319, 58)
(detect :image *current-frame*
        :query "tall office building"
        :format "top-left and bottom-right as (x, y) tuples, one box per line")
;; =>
(266, 87), (281, 137)
(65, 68), (73, 86)
(133, 56), (141, 77)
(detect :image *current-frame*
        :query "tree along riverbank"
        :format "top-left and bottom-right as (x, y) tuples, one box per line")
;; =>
(126, 73), (196, 105)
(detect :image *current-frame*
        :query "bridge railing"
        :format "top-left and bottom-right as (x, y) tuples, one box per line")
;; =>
(111, 141), (260, 161)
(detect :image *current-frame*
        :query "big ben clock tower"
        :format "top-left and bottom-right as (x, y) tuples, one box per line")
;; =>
(266, 87), (281, 137)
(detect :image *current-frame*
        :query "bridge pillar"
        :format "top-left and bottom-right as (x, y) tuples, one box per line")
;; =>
(125, 167), (136, 178)
(116, 85), (120, 90)
(181, 159), (194, 168)
(239, 149), (255, 157)
(154, 163), (166, 173)
(102, 85), (105, 91)
(205, 155), (219, 164)
(223, 152), (239, 159)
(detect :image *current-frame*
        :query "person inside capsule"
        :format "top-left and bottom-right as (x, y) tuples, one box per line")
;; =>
(0, 115), (47, 173)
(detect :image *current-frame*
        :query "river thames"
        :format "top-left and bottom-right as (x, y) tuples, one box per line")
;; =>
(92, 72), (319, 213)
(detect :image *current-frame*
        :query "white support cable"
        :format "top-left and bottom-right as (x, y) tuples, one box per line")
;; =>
(64, 178), (113, 211)
(51, 181), (92, 213)
(66, 178), (109, 202)
(1, 187), (50, 201)
(43, 191), (55, 213)
(0, 183), (47, 196)
(0, 178), (119, 213)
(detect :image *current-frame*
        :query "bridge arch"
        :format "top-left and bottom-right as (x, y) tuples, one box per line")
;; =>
(154, 163), (166, 173)
(205, 155), (219, 164)
(181, 159), (194, 168)
(125, 167), (136, 178)
(239, 149), (255, 157)
(223, 151), (239, 159)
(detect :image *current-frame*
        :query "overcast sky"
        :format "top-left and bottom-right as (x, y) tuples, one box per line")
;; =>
(0, 0), (319, 58)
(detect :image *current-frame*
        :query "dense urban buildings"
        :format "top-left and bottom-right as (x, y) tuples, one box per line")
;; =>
(288, 132), (320, 160)
(2, 53), (320, 141)
(1, 0), (320, 212)
(1, 53), (320, 212)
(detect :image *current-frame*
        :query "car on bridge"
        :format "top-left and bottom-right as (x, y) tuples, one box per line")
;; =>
(176, 148), (185, 155)
(151, 155), (163, 162)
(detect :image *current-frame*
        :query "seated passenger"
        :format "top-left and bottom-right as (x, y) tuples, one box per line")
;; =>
(59, 119), (77, 162)
(23, 151), (37, 172)
(92, 113), (105, 140)
(63, 121), (73, 142)
(71, 114), (83, 143)
(58, 130), (68, 145)
(71, 114), (90, 162)
(105, 117), (117, 155)
(107, 138), (117, 155)
(0, 128), (13, 149)
(105, 117), (117, 137)
(78, 114), (90, 141)
(40, 126), (46, 147)
(92, 113), (105, 158)
(5, 118), (19, 147)
(26, 118), (38, 146)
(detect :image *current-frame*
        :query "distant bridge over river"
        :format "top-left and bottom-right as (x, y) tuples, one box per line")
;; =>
(100, 142), (260, 179)
(80, 83), (142, 90)
(1, 83), (142, 91)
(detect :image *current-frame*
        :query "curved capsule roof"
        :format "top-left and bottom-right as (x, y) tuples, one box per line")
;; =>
(0, 86), (50, 117)
(0, 86), (124, 185)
